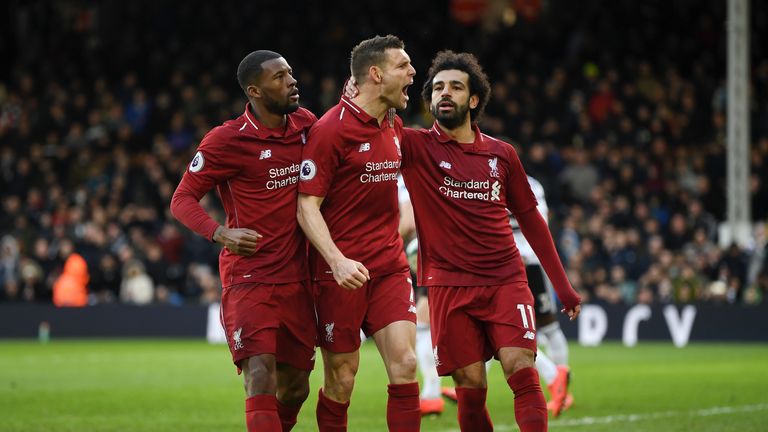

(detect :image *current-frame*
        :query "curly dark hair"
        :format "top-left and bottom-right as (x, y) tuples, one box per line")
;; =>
(421, 50), (491, 123)
(350, 35), (405, 84)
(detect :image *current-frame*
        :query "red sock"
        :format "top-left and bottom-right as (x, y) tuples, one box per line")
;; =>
(245, 395), (281, 432)
(455, 387), (493, 432)
(506, 367), (548, 432)
(277, 399), (301, 431)
(316, 388), (349, 432)
(386, 382), (421, 431)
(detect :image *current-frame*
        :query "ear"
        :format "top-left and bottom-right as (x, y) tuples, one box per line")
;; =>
(246, 84), (261, 99)
(469, 94), (479, 110)
(368, 66), (383, 84)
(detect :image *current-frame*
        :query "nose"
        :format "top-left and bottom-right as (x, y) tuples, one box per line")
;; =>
(408, 65), (416, 77)
(288, 75), (297, 86)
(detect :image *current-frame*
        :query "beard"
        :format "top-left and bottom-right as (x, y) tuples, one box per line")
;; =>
(431, 99), (470, 130)
(263, 91), (300, 115)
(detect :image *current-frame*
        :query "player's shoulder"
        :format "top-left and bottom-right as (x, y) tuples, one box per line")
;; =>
(313, 103), (344, 130)
(290, 107), (318, 127)
(481, 132), (518, 158)
(309, 102), (359, 142)
(199, 120), (240, 149)
(401, 123), (431, 140)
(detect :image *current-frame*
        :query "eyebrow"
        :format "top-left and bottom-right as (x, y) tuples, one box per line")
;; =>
(433, 80), (466, 87)
(272, 67), (290, 78)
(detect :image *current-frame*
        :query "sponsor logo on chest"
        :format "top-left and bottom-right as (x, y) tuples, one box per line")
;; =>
(266, 162), (301, 190)
(435, 156), (502, 202)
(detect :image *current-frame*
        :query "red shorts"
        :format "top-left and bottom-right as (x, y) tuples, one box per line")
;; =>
(428, 283), (536, 376)
(315, 270), (416, 353)
(220, 281), (316, 373)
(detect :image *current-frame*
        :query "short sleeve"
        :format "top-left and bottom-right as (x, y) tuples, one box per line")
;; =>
(182, 129), (242, 197)
(298, 121), (342, 197)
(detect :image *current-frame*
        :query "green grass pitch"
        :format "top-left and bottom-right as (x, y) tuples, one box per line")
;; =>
(1, 339), (766, 431)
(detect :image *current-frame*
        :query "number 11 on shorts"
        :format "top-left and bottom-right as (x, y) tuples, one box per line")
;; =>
(517, 304), (536, 330)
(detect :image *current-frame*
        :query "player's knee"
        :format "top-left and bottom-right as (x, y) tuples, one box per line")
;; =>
(326, 364), (357, 396)
(388, 350), (418, 382)
(500, 349), (535, 378)
(278, 379), (310, 406)
(243, 357), (277, 395)
(451, 368), (485, 388)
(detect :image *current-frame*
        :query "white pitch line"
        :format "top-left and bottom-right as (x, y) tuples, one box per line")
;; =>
(444, 403), (768, 431)
(549, 403), (768, 428)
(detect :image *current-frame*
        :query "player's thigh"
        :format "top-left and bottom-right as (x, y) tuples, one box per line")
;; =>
(429, 286), (490, 377)
(275, 281), (317, 371)
(220, 283), (280, 370)
(315, 279), (368, 353)
(363, 271), (416, 337)
(372, 320), (417, 383)
(481, 283), (537, 355)
(416, 294), (430, 324)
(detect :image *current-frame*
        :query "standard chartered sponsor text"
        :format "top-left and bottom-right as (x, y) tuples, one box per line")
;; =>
(360, 159), (400, 183)
(267, 163), (300, 189)
(439, 176), (496, 201)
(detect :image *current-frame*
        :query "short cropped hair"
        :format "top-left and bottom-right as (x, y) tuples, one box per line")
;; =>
(237, 50), (282, 92)
(421, 50), (491, 123)
(350, 35), (405, 84)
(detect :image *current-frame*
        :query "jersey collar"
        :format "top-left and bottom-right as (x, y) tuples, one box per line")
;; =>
(430, 122), (490, 154)
(340, 96), (387, 128)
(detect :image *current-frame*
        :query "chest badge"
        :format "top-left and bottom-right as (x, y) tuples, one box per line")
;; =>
(489, 157), (499, 178)
(393, 136), (401, 157)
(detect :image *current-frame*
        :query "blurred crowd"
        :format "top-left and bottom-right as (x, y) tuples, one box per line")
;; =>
(1, 0), (767, 306)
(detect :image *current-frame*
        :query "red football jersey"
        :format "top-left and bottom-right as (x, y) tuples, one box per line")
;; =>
(299, 96), (408, 280)
(400, 123), (537, 287)
(170, 104), (316, 287)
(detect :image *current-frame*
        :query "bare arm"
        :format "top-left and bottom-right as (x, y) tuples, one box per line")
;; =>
(297, 193), (369, 289)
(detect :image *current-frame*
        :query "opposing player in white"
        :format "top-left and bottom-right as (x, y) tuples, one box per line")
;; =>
(511, 175), (574, 417)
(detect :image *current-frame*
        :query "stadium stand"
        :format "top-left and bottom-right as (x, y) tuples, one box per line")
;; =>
(1, 0), (767, 307)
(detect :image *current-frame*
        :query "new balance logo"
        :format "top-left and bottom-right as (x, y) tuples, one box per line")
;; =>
(260, 149), (272, 160)
(408, 305), (417, 314)
(439, 161), (452, 170)
(523, 331), (536, 340)
(325, 322), (335, 343)
(433, 346), (442, 367)
(359, 142), (371, 152)
(232, 327), (244, 350)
